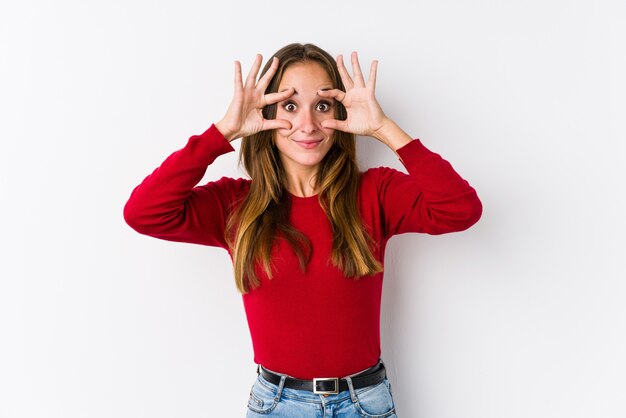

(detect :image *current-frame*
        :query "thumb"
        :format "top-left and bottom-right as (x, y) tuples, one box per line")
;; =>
(263, 118), (292, 131)
(321, 119), (349, 132)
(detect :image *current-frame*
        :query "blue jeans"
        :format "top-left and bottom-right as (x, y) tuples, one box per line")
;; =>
(245, 372), (398, 417)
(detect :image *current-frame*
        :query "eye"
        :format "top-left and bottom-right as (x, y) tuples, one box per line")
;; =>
(282, 102), (297, 112)
(316, 101), (332, 112)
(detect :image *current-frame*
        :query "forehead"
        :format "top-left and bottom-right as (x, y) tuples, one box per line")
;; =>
(277, 61), (333, 91)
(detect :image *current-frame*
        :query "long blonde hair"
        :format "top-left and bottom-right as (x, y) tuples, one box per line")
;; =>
(225, 43), (383, 293)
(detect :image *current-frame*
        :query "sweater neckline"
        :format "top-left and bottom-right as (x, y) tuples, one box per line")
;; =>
(285, 190), (319, 203)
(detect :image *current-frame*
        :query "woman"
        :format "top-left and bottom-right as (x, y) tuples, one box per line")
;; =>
(124, 43), (482, 417)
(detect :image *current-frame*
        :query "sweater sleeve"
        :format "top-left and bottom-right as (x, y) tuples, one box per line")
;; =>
(376, 139), (482, 238)
(123, 124), (247, 249)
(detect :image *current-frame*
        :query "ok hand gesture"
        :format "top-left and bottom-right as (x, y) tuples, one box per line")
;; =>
(318, 52), (389, 139)
(216, 55), (295, 142)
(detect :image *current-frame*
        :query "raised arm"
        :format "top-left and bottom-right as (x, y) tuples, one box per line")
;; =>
(124, 54), (296, 247)
(123, 125), (243, 247)
(320, 51), (482, 237)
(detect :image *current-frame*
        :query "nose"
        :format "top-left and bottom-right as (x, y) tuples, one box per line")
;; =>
(296, 108), (318, 133)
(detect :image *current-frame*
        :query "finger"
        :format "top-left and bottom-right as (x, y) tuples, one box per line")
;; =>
(244, 54), (263, 88)
(321, 118), (349, 132)
(233, 60), (243, 93)
(318, 89), (346, 103)
(351, 51), (366, 87)
(336, 54), (354, 89)
(257, 56), (278, 92)
(368, 60), (378, 91)
(262, 118), (292, 131)
(264, 87), (294, 106)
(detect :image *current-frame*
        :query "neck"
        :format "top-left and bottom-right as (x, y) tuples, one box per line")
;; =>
(283, 168), (319, 198)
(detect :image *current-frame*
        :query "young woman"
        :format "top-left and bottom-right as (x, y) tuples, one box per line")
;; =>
(124, 43), (482, 417)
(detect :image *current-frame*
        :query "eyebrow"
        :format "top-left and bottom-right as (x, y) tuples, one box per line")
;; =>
(278, 87), (332, 96)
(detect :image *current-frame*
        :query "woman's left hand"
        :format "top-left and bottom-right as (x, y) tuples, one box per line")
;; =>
(318, 52), (388, 138)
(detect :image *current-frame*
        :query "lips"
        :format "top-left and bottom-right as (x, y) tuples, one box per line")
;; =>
(294, 138), (323, 144)
(296, 140), (322, 145)
(293, 138), (323, 149)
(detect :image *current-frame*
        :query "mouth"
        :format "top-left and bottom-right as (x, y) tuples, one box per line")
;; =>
(293, 138), (324, 149)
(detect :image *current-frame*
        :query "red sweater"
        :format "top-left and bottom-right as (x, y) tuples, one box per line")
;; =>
(124, 124), (482, 379)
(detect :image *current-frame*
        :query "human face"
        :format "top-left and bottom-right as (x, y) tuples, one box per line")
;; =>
(274, 61), (336, 176)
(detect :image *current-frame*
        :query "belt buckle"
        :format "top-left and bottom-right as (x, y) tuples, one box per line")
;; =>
(313, 377), (339, 395)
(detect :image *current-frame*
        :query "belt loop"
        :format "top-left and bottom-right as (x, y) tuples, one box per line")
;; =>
(275, 374), (287, 402)
(344, 376), (358, 403)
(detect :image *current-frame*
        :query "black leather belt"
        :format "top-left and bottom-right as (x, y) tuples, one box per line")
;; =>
(258, 361), (386, 395)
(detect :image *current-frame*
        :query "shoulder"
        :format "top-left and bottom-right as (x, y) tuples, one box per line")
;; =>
(359, 166), (407, 190)
(211, 176), (251, 192)
(194, 176), (251, 204)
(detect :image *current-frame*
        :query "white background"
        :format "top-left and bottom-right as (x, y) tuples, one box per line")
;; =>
(1, 1), (625, 417)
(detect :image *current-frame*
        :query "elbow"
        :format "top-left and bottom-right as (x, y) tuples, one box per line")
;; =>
(427, 193), (483, 234)
(123, 199), (139, 231)
(456, 193), (483, 231)
(123, 198), (148, 234)
(468, 198), (483, 228)
(123, 197), (187, 238)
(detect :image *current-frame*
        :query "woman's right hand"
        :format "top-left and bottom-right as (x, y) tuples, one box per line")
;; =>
(215, 54), (294, 142)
